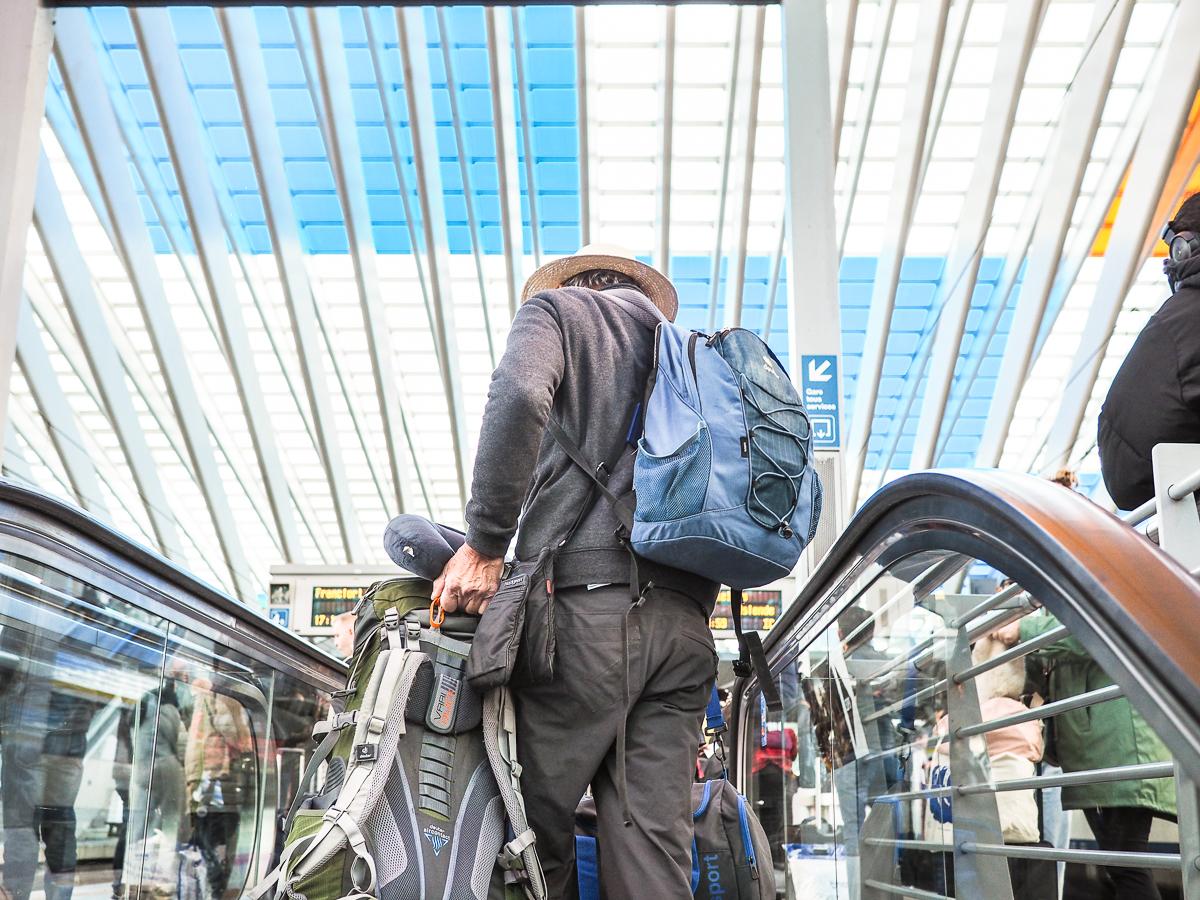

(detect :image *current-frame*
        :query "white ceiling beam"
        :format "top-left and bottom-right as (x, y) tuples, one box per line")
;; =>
(2, 422), (35, 487)
(828, 0), (859, 159)
(975, 0), (1134, 467)
(935, 40), (1156, 465)
(220, 7), (367, 564)
(725, 8), (766, 330)
(15, 302), (109, 518)
(762, 211), (787, 341)
(7, 405), (74, 499)
(358, 7), (440, 519)
(32, 152), (184, 559)
(0, 0), (52, 440)
(303, 7), (419, 517)
(1043, 14), (1200, 472)
(512, 9), (542, 267)
(707, 8), (747, 332)
(869, 0), (975, 478)
(134, 8), (302, 564)
(915, 0), (974, 199)
(844, 0), (952, 503)
(655, 6), (676, 276)
(487, 8), (526, 319)
(54, 9), (256, 601)
(909, 0), (1041, 470)
(836, 0), (896, 259)
(396, 6), (472, 507)
(436, 7), (498, 368)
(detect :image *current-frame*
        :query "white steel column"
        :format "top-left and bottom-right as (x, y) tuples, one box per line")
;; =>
(512, 10), (542, 268)
(0, 1), (52, 441)
(488, 8), (526, 319)
(975, 0), (1133, 467)
(221, 7), (367, 564)
(397, 7), (471, 506)
(135, 8), (302, 564)
(55, 10), (255, 601)
(836, 0), (896, 259)
(844, 0), (951, 502)
(575, 8), (591, 247)
(32, 154), (184, 558)
(707, 9), (746, 331)
(725, 7), (766, 329)
(909, 0), (1040, 470)
(655, 7), (676, 276)
(436, 7), (497, 368)
(828, 0), (859, 158)
(1042, 1), (1200, 472)
(782, 0), (844, 534)
(306, 8), (417, 516)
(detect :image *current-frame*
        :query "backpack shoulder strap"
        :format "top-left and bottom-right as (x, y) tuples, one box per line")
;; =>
(730, 588), (784, 711)
(544, 418), (635, 534)
(482, 688), (547, 900)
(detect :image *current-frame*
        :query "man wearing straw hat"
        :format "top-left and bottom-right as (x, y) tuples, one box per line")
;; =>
(435, 245), (720, 898)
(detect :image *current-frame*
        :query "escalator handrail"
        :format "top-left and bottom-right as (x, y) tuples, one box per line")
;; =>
(749, 468), (1200, 780)
(0, 478), (345, 674)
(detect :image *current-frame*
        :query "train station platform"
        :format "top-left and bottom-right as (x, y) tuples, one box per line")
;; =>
(2, 1), (1200, 898)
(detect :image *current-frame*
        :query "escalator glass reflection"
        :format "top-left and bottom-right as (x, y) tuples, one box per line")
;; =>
(746, 551), (1186, 900)
(0, 554), (169, 900)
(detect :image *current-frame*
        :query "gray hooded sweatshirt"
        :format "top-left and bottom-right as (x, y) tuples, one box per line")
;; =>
(464, 286), (718, 608)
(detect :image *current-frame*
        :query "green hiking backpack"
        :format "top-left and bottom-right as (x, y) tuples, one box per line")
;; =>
(249, 578), (546, 900)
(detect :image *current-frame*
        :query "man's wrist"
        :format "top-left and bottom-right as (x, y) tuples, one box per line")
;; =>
(464, 527), (508, 560)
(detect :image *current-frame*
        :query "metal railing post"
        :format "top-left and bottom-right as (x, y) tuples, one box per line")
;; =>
(1152, 444), (1200, 573)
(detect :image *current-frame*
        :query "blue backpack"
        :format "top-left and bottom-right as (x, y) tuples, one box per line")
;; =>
(633, 324), (821, 582)
(549, 322), (820, 708)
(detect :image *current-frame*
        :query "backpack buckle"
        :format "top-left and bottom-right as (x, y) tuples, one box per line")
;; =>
(333, 711), (359, 730)
(732, 660), (753, 678)
(593, 462), (609, 485)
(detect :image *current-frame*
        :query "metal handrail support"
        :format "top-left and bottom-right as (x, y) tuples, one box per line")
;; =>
(1136, 444), (1200, 897)
(962, 841), (1183, 870)
(867, 622), (1071, 725)
(955, 684), (1123, 739)
(873, 761), (1176, 804)
(953, 624), (1069, 684)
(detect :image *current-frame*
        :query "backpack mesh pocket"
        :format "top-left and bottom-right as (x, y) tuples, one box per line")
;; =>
(634, 424), (712, 522)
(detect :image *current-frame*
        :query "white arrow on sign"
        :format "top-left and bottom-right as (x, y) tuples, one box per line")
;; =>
(807, 359), (833, 383)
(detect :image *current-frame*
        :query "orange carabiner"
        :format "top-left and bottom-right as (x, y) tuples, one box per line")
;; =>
(430, 596), (446, 630)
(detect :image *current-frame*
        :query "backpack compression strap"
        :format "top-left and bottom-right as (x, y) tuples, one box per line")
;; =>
(730, 588), (783, 711)
(704, 686), (729, 780)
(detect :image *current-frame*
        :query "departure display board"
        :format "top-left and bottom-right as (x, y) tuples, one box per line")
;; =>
(310, 585), (364, 628)
(709, 588), (783, 637)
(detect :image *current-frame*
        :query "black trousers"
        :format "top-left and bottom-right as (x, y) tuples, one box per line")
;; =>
(1082, 807), (1161, 900)
(514, 584), (717, 900)
(192, 810), (241, 899)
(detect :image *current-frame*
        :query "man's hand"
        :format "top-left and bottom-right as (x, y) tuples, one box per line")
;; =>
(433, 544), (505, 615)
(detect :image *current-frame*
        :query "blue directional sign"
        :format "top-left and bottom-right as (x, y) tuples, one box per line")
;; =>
(800, 355), (841, 450)
(268, 607), (291, 629)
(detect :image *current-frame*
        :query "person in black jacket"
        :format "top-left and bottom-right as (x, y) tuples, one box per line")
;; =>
(1099, 194), (1200, 510)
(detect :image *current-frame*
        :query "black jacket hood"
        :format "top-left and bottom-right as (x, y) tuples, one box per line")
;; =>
(1173, 252), (1200, 291)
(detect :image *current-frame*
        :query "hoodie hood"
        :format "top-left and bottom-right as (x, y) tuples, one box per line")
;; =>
(1174, 251), (1200, 293)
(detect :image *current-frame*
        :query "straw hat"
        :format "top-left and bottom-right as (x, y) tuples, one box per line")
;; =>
(521, 243), (678, 322)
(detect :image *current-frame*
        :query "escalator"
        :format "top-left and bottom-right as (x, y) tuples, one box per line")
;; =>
(728, 470), (1200, 900)
(0, 480), (345, 900)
